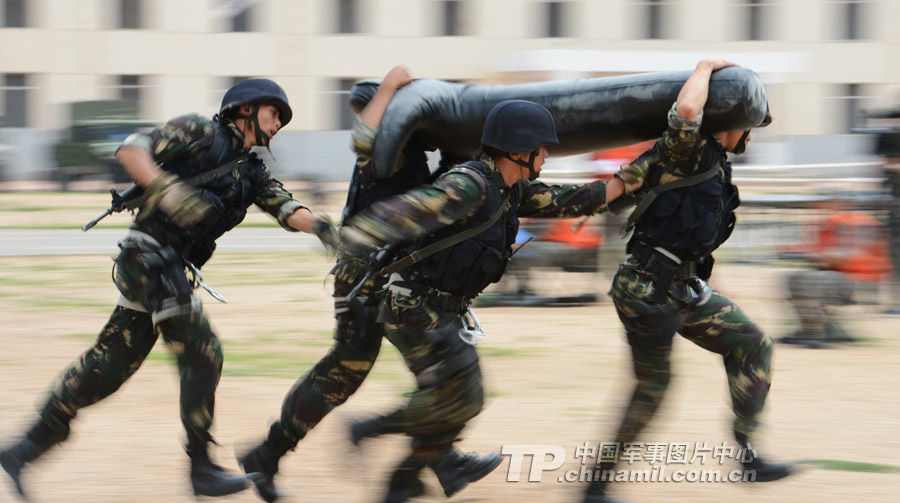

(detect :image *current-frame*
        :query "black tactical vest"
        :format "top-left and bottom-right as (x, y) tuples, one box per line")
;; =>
(133, 121), (264, 267)
(342, 142), (431, 223)
(628, 135), (741, 262)
(412, 160), (520, 298)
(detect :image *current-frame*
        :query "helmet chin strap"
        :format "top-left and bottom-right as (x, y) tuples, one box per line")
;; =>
(732, 130), (751, 155)
(505, 149), (540, 181)
(236, 103), (271, 152)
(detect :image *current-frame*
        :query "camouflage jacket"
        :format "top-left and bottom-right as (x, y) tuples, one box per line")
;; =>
(624, 103), (739, 261)
(119, 114), (304, 266)
(623, 103), (730, 187)
(348, 153), (610, 246)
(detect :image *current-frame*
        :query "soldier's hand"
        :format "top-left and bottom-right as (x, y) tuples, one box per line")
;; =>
(382, 65), (412, 91)
(140, 172), (213, 228)
(311, 213), (340, 255)
(700, 59), (738, 72)
(615, 163), (646, 195)
(338, 225), (383, 263)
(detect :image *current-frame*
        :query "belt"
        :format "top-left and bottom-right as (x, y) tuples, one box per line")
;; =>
(630, 242), (698, 279)
(386, 273), (470, 313)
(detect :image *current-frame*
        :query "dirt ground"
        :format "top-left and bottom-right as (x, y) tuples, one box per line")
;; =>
(1, 250), (899, 503)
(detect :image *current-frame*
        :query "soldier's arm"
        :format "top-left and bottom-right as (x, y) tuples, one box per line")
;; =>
(352, 66), (412, 163)
(345, 169), (487, 245)
(517, 179), (611, 218)
(659, 60), (736, 171)
(254, 167), (311, 232)
(115, 114), (215, 188)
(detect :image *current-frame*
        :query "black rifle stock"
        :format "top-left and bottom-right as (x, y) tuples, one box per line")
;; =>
(82, 183), (144, 232)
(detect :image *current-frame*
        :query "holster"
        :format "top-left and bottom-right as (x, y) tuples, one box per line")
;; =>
(114, 230), (200, 326)
(414, 315), (479, 389)
(629, 243), (695, 304)
(334, 292), (384, 352)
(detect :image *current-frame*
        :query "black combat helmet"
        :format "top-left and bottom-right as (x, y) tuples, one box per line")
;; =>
(481, 99), (558, 154)
(220, 78), (292, 126)
(480, 100), (558, 180)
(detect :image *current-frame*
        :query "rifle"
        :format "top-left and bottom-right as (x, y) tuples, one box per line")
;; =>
(82, 183), (144, 232)
(344, 244), (397, 305)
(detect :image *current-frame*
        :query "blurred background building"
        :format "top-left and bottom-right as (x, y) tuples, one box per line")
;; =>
(0, 0), (898, 182)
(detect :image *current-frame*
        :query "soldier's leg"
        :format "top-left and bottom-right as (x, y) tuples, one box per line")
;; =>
(240, 286), (383, 502)
(679, 291), (772, 443)
(784, 270), (828, 343)
(1, 306), (157, 498)
(585, 266), (677, 501)
(158, 312), (253, 496)
(679, 291), (791, 481)
(353, 294), (499, 500)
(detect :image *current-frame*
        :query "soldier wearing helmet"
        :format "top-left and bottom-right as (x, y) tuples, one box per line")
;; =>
(0, 78), (339, 500)
(583, 60), (791, 503)
(337, 99), (642, 502)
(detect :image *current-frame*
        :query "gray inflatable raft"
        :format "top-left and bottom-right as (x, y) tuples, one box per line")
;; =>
(349, 67), (768, 178)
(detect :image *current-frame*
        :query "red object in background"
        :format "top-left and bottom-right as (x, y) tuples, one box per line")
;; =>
(590, 141), (656, 180)
(539, 218), (604, 249)
(784, 212), (893, 282)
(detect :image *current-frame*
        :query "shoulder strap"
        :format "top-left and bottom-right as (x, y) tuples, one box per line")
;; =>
(122, 127), (247, 211)
(625, 160), (722, 229)
(381, 193), (511, 276)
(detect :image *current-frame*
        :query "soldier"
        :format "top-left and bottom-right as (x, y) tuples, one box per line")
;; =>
(581, 59), (792, 503)
(338, 99), (644, 503)
(0, 78), (338, 500)
(237, 65), (427, 503)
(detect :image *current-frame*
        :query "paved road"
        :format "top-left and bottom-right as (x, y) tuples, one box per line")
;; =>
(0, 228), (325, 256)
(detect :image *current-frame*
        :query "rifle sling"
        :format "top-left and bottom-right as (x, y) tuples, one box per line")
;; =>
(381, 194), (511, 276)
(626, 161), (722, 229)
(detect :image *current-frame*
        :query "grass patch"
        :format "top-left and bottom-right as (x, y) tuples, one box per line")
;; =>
(478, 346), (535, 358)
(809, 459), (900, 474)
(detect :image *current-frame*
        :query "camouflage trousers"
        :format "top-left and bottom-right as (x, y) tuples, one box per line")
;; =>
(272, 258), (384, 445)
(38, 306), (222, 454)
(786, 269), (852, 340)
(609, 257), (773, 447)
(34, 244), (223, 454)
(366, 290), (484, 462)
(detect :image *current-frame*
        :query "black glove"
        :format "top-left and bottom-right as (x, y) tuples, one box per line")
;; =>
(311, 213), (340, 255)
(140, 172), (213, 228)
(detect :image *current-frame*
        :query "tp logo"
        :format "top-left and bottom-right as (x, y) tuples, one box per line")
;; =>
(501, 445), (566, 482)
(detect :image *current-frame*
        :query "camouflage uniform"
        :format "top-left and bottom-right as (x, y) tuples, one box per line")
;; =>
(603, 104), (774, 466)
(33, 114), (304, 456)
(783, 269), (853, 344)
(257, 120), (422, 454)
(346, 153), (611, 465)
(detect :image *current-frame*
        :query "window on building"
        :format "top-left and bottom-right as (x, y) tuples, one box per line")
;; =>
(639, 0), (670, 40)
(119, 0), (141, 29)
(335, 78), (357, 130)
(337, 0), (358, 34)
(115, 75), (143, 103)
(440, 0), (461, 36)
(231, 3), (253, 32)
(736, 0), (772, 40)
(837, 83), (867, 132)
(836, 0), (872, 41)
(2, 74), (29, 127)
(4, 0), (26, 27)
(545, 1), (568, 38)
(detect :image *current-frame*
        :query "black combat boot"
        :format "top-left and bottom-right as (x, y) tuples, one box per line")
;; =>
(349, 416), (385, 446)
(0, 421), (64, 500)
(430, 448), (503, 497)
(187, 433), (256, 498)
(237, 424), (295, 502)
(383, 455), (427, 503)
(739, 442), (794, 482)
